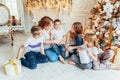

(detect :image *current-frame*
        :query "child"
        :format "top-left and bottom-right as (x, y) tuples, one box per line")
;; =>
(69, 33), (99, 69)
(51, 19), (66, 64)
(16, 26), (48, 69)
(70, 33), (120, 70)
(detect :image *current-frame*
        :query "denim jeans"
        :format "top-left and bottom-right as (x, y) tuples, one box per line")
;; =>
(45, 48), (58, 62)
(52, 44), (67, 59)
(69, 34), (83, 55)
(20, 51), (48, 69)
(71, 55), (92, 69)
(76, 34), (83, 46)
(70, 34), (91, 69)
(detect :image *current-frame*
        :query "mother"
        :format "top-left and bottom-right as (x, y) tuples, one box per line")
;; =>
(64, 22), (83, 57)
(38, 16), (58, 62)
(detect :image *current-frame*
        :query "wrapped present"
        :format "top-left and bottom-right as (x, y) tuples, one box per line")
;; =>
(111, 47), (118, 62)
(114, 56), (120, 66)
(78, 49), (90, 64)
(3, 58), (21, 76)
(113, 48), (120, 66)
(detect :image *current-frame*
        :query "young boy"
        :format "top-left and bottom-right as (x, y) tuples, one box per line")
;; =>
(51, 19), (66, 64)
(16, 25), (48, 69)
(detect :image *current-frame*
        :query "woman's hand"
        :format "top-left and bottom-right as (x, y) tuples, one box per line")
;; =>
(65, 50), (69, 57)
(65, 46), (74, 57)
(87, 49), (98, 61)
(66, 46), (74, 51)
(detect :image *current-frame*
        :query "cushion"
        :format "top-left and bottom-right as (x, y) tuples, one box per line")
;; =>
(0, 26), (9, 35)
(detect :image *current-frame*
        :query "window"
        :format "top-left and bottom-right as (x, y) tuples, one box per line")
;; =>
(5, 0), (19, 19)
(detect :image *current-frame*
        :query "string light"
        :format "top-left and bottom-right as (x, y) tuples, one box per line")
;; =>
(26, 0), (72, 13)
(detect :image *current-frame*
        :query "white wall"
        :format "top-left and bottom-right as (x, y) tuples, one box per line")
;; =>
(23, 0), (96, 32)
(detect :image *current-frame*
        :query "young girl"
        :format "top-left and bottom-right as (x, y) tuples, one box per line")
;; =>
(38, 16), (59, 62)
(69, 33), (98, 69)
(70, 33), (120, 70)
(17, 26), (48, 69)
(64, 22), (83, 57)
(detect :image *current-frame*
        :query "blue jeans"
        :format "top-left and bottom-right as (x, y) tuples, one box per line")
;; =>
(45, 48), (58, 62)
(70, 35), (91, 69)
(20, 51), (48, 69)
(52, 44), (67, 59)
(71, 55), (92, 69)
(69, 34), (83, 55)
(76, 34), (83, 46)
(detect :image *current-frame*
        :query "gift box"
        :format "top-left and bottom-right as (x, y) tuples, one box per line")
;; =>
(111, 47), (118, 62)
(3, 58), (21, 76)
(114, 56), (120, 66)
(113, 48), (120, 66)
(78, 49), (90, 64)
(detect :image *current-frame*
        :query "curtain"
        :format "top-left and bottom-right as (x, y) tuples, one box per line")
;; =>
(0, 0), (5, 4)
(16, 0), (27, 33)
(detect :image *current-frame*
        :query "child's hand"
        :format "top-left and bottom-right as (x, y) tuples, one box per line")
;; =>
(16, 57), (20, 60)
(53, 40), (59, 44)
(87, 50), (92, 55)
(76, 53), (79, 56)
(59, 40), (65, 44)
(77, 47), (81, 50)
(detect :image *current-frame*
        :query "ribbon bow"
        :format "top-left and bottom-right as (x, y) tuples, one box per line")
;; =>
(4, 58), (19, 75)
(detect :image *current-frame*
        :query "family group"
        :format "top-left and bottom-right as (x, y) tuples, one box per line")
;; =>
(16, 16), (120, 70)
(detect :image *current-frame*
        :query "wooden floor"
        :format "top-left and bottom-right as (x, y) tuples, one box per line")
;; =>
(0, 32), (120, 80)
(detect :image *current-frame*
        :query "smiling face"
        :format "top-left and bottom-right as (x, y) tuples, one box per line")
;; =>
(54, 21), (61, 30)
(54, 19), (61, 30)
(70, 22), (83, 34)
(44, 24), (51, 30)
(70, 26), (76, 33)
(84, 33), (98, 47)
(33, 31), (42, 39)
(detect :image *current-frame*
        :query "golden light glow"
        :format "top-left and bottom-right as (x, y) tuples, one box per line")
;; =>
(26, 0), (72, 12)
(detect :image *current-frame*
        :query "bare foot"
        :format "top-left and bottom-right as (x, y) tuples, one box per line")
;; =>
(110, 64), (120, 70)
(59, 56), (65, 64)
(68, 61), (76, 65)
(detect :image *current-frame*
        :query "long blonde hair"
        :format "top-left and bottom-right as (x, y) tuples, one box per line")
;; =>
(84, 33), (98, 47)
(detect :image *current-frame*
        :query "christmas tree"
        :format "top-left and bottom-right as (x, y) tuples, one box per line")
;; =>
(89, 0), (120, 50)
